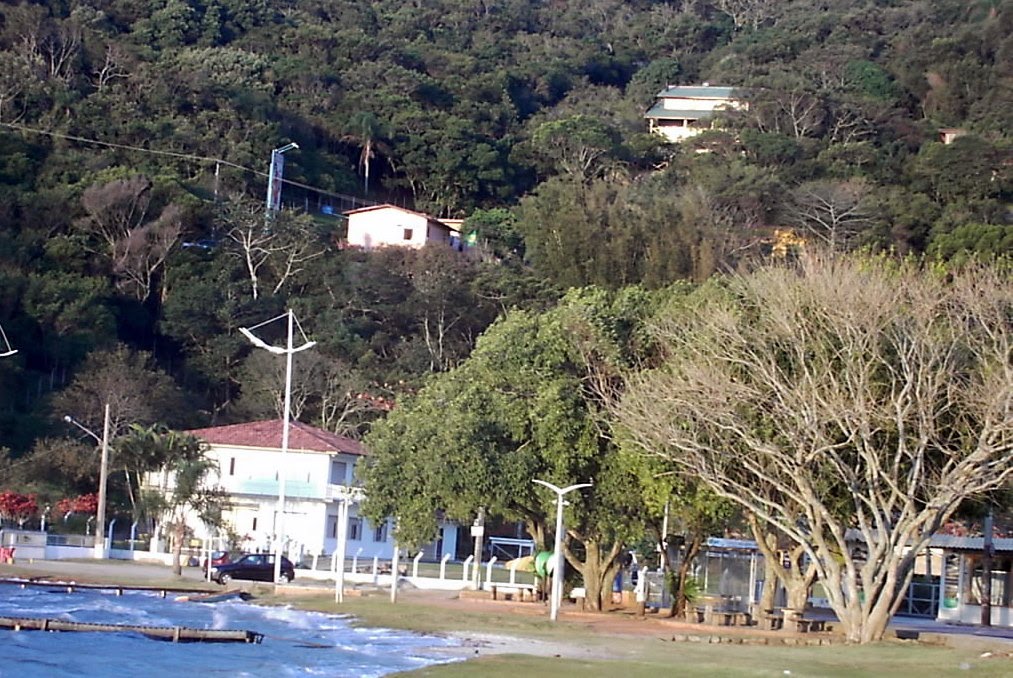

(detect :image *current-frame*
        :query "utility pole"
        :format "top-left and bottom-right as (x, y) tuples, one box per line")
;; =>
(63, 405), (110, 559)
(95, 403), (110, 559)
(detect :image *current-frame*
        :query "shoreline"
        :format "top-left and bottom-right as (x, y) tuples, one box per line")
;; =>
(3, 561), (1012, 678)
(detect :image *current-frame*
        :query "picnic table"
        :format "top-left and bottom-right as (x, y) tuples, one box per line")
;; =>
(693, 601), (752, 626)
(768, 608), (829, 633)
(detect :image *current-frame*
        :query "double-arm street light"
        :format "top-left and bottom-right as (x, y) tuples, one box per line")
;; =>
(63, 403), (111, 559)
(0, 323), (16, 357)
(533, 479), (593, 622)
(240, 309), (315, 584)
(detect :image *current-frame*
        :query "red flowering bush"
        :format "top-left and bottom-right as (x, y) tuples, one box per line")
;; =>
(0, 491), (39, 524)
(55, 493), (99, 516)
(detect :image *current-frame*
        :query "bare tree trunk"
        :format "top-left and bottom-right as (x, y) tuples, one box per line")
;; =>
(668, 533), (702, 618)
(567, 535), (622, 612)
(171, 521), (185, 576)
(758, 533), (778, 613)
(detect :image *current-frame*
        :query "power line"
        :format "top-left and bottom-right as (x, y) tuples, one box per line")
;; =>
(0, 121), (377, 210)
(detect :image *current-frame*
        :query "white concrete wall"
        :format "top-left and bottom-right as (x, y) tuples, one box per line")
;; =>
(347, 209), (430, 249)
(662, 97), (726, 111)
(654, 122), (701, 143)
(207, 445), (339, 498)
(938, 602), (1012, 627)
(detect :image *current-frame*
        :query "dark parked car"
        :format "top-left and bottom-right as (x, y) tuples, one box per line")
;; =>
(211, 553), (295, 585)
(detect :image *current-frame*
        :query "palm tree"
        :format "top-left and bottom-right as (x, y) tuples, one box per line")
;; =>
(343, 111), (391, 195)
(124, 426), (228, 576)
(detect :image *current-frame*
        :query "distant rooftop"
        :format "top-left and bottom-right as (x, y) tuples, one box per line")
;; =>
(929, 535), (1013, 553)
(655, 85), (740, 99)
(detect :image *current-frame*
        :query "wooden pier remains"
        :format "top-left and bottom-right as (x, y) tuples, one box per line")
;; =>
(0, 577), (218, 598)
(0, 615), (263, 643)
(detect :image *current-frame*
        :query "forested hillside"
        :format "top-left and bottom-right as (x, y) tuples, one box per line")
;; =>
(0, 1), (1009, 500)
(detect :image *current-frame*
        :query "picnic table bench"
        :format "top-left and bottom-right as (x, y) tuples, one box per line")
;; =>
(693, 604), (752, 626)
(768, 608), (829, 633)
(491, 583), (537, 601)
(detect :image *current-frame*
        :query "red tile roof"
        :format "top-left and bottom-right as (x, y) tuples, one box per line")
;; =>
(186, 419), (366, 456)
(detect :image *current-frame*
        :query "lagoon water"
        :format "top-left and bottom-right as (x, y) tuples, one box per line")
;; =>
(0, 583), (462, 677)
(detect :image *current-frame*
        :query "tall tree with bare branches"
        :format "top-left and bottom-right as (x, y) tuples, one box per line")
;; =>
(619, 254), (1011, 643)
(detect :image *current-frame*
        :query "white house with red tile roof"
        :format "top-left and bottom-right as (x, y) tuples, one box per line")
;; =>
(344, 204), (454, 250)
(148, 419), (457, 563)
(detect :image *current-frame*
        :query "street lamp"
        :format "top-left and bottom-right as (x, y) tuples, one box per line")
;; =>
(533, 479), (593, 622)
(63, 403), (111, 559)
(239, 309), (315, 583)
(0, 323), (16, 357)
(265, 142), (299, 216)
(333, 486), (363, 604)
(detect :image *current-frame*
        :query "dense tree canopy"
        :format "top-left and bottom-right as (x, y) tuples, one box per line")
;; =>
(361, 287), (661, 609)
(0, 1), (1008, 584)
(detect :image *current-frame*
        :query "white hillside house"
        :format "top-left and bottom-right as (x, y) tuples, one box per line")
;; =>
(344, 204), (457, 250)
(645, 84), (744, 142)
(145, 420), (457, 562)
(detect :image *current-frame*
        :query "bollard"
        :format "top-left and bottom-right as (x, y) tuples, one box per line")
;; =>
(439, 553), (451, 580)
(485, 556), (498, 591)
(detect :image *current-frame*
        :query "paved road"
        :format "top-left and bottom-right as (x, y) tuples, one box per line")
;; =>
(1, 558), (217, 585)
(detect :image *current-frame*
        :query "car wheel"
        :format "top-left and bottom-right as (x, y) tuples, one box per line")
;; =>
(279, 572), (292, 584)
(219, 573), (231, 586)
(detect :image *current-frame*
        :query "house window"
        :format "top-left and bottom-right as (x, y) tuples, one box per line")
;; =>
(330, 460), (348, 484)
(403, 228), (413, 241)
(373, 521), (387, 542)
(327, 515), (338, 539)
(252, 517), (258, 531)
(229, 457), (235, 476)
(348, 517), (363, 541)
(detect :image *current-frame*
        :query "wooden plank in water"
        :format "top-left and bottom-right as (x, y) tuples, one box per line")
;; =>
(0, 615), (263, 644)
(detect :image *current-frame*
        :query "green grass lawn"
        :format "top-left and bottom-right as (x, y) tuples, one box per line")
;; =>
(263, 591), (1011, 678)
(396, 644), (1007, 678)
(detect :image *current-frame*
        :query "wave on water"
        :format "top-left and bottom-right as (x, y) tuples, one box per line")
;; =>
(0, 582), (463, 677)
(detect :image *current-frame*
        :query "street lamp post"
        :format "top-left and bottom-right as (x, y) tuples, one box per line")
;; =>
(265, 142), (299, 217)
(64, 403), (111, 559)
(532, 479), (593, 622)
(333, 486), (363, 603)
(0, 322), (16, 357)
(240, 309), (315, 583)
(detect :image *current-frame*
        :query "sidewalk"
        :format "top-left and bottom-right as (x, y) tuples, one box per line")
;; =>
(0, 557), (213, 585)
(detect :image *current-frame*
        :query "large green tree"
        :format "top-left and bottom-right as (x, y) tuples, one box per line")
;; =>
(362, 286), (661, 609)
